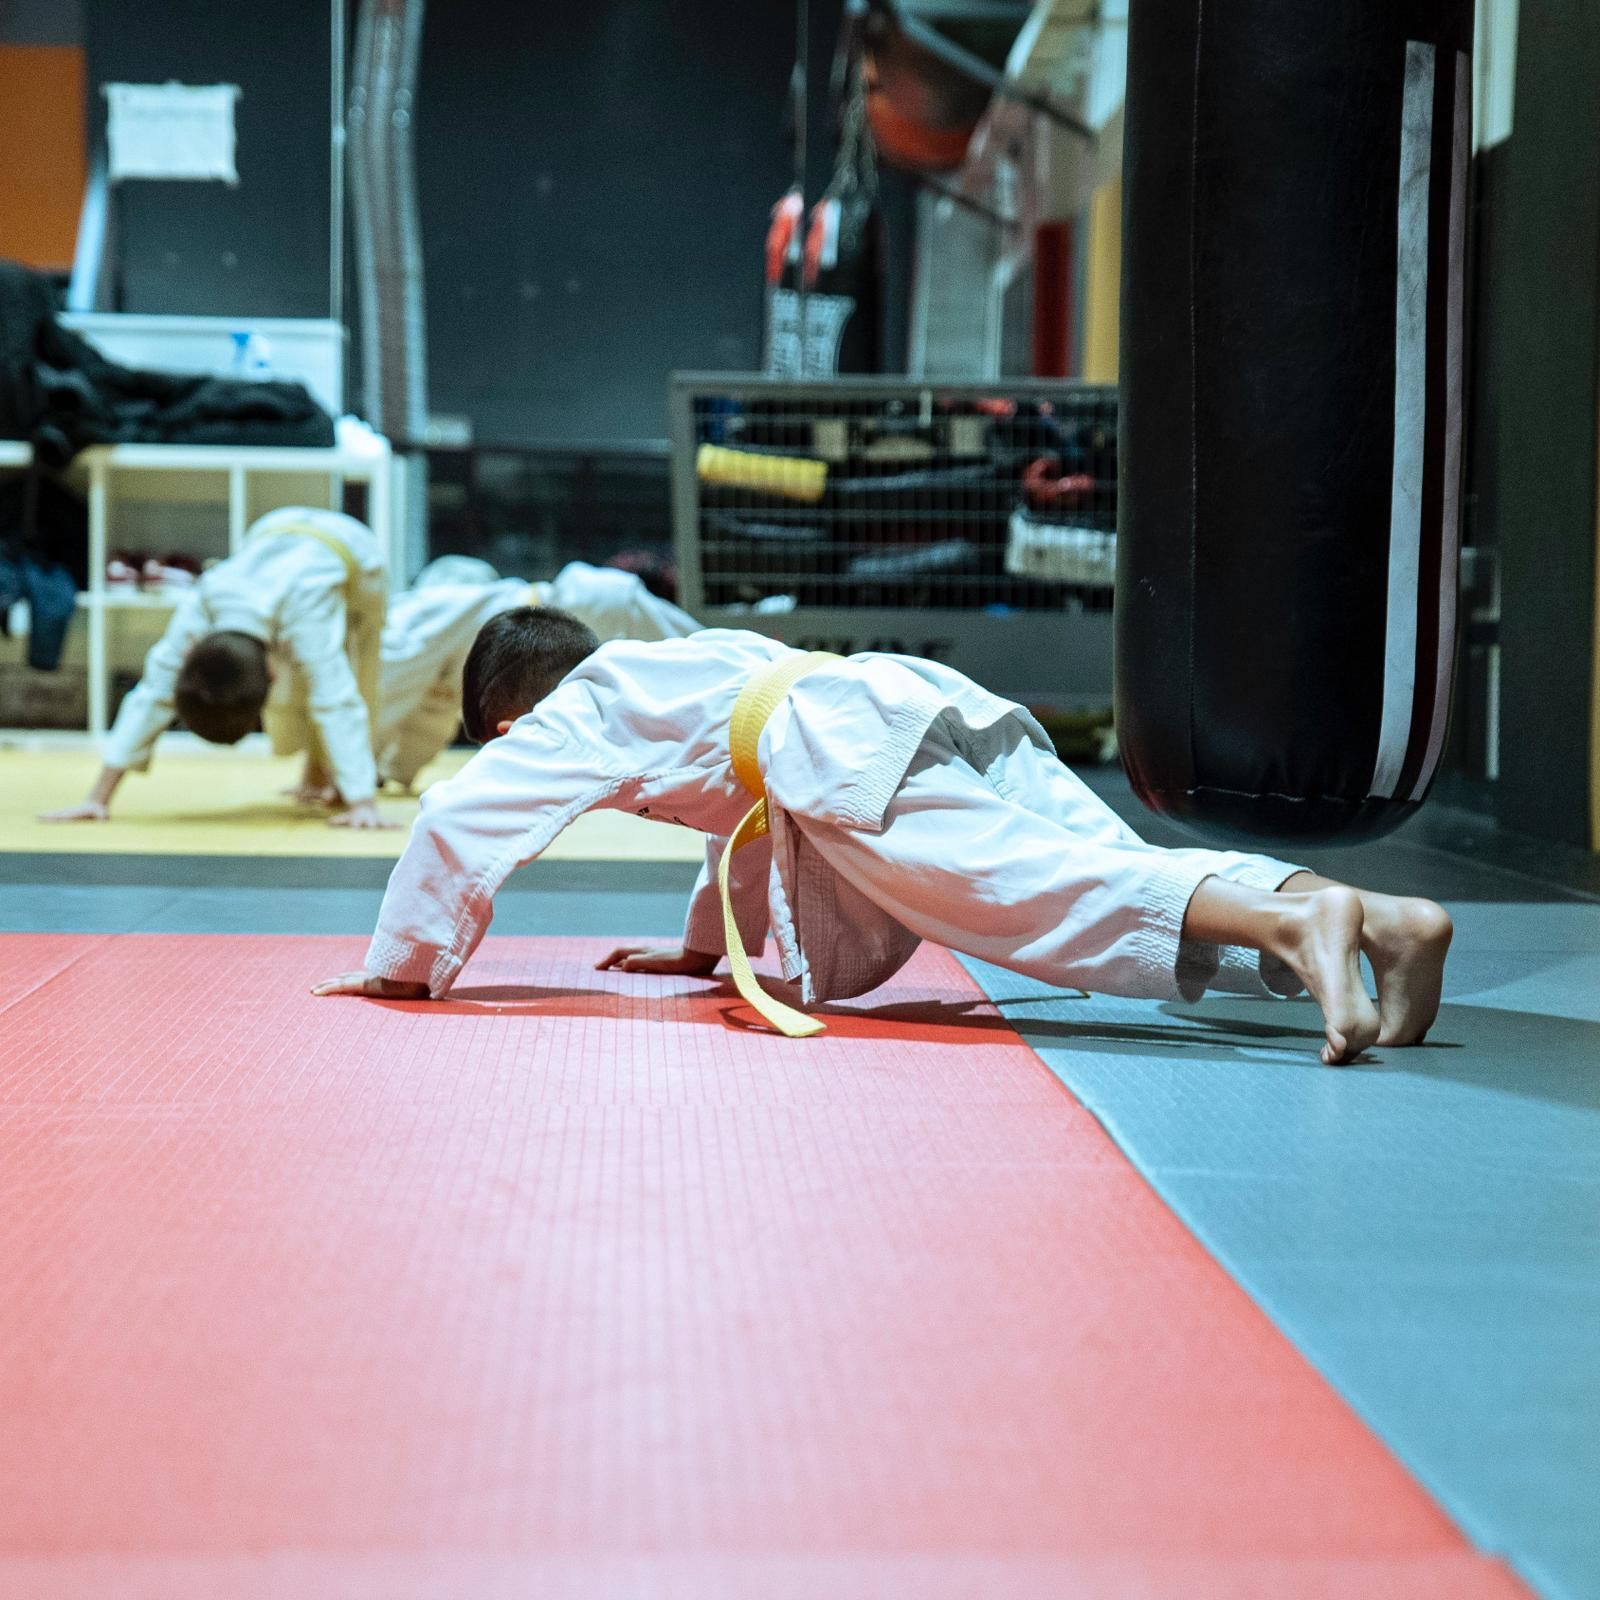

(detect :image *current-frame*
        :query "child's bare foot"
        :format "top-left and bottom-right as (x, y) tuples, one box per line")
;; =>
(1358, 894), (1452, 1046)
(1270, 889), (1381, 1065)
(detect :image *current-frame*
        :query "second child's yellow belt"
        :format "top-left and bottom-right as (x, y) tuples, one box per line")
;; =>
(719, 651), (841, 1038)
(268, 521), (360, 589)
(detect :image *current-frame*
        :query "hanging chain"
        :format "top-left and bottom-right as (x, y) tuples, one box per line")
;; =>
(827, 58), (878, 203)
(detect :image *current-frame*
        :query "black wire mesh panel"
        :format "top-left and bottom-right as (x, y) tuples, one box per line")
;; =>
(673, 380), (1117, 615)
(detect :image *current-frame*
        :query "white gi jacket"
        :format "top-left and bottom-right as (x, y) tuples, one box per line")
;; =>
(365, 629), (1054, 1001)
(103, 508), (387, 802)
(375, 564), (701, 785)
(540, 561), (701, 643)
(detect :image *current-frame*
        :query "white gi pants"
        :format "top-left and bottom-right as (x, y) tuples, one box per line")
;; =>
(380, 675), (463, 789)
(795, 715), (1306, 1003)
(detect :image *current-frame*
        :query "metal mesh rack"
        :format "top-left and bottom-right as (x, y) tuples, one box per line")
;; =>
(670, 376), (1117, 707)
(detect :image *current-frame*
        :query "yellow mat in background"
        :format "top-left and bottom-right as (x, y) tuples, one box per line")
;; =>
(0, 750), (706, 861)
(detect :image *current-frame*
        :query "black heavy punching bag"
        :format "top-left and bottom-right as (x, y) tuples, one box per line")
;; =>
(1117, 2), (1473, 844)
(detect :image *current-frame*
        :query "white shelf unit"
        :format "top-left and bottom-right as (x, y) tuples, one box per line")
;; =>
(0, 435), (393, 738)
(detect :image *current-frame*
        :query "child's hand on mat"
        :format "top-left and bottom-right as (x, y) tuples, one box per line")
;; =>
(38, 800), (110, 823)
(311, 971), (432, 1000)
(596, 945), (721, 977)
(284, 760), (337, 805)
(40, 766), (122, 823)
(328, 799), (396, 830)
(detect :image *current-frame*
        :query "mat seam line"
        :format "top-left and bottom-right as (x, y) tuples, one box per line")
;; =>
(958, 952), (1541, 1588)
(1088, 1128), (1535, 1582)
(0, 935), (118, 1022)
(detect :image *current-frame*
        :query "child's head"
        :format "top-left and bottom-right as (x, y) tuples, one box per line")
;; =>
(461, 605), (600, 742)
(174, 631), (271, 745)
(604, 549), (678, 602)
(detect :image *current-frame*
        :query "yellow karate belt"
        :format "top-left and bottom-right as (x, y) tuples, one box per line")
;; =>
(268, 518), (387, 639)
(720, 650), (841, 1038)
(269, 520), (360, 589)
(263, 522), (385, 772)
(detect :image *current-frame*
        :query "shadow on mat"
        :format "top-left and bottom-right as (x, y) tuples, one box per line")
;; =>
(375, 982), (1028, 1043)
(163, 805), (324, 827)
(993, 999), (1336, 1061)
(1144, 998), (1600, 1108)
(993, 993), (1600, 1106)
(1334, 1001), (1600, 1111)
(374, 982), (712, 1018)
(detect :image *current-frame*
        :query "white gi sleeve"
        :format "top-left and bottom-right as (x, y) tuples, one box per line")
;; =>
(279, 586), (379, 803)
(374, 648), (439, 750)
(633, 589), (702, 641)
(101, 590), (215, 772)
(364, 720), (623, 995)
(681, 834), (771, 958)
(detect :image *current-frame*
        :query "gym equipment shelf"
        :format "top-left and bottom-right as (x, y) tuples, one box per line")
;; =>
(670, 375), (1115, 709)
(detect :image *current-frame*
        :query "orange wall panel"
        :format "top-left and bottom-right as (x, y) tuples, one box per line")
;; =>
(0, 44), (88, 271)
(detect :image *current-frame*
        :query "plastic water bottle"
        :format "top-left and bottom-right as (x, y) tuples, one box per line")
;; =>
(229, 330), (273, 379)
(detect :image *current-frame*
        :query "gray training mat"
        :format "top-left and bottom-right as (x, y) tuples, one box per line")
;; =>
(965, 892), (1600, 1600)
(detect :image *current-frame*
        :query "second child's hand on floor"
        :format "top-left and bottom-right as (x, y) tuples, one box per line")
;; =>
(596, 945), (721, 977)
(313, 949), (722, 1001)
(283, 759), (339, 807)
(311, 971), (431, 999)
(284, 781), (341, 805)
(281, 764), (396, 829)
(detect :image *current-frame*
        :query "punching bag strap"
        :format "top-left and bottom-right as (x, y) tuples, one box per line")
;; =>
(807, 60), (878, 287)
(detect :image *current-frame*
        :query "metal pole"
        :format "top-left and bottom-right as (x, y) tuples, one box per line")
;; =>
(331, 0), (346, 337)
(794, 0), (809, 373)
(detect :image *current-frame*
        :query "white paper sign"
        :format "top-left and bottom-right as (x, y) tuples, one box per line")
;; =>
(106, 82), (241, 184)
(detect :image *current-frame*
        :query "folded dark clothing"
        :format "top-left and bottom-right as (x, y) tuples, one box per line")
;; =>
(0, 263), (57, 440)
(3, 258), (336, 467)
(33, 342), (333, 466)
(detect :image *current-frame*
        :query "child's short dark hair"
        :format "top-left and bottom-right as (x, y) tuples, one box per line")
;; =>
(461, 605), (600, 742)
(604, 549), (677, 602)
(174, 631), (271, 745)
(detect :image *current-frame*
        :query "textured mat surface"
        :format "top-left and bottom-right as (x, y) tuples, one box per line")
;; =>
(0, 934), (1523, 1599)
(966, 897), (1600, 1600)
(0, 749), (704, 860)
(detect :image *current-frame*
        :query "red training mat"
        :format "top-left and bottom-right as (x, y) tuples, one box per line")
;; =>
(0, 935), (1525, 1599)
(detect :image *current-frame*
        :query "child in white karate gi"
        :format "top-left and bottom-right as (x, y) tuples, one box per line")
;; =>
(42, 507), (390, 829)
(375, 560), (701, 789)
(315, 609), (1454, 1063)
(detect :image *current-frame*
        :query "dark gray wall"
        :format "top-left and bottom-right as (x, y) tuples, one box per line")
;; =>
(415, 2), (832, 445)
(82, 0), (332, 318)
(82, 1), (884, 446)
(1484, 0), (1600, 845)
(83, 0), (332, 319)
(1, 0), (82, 45)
